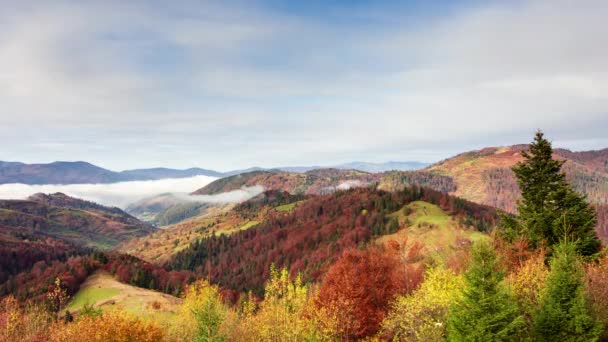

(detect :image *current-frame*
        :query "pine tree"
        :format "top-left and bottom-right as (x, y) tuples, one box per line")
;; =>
(447, 241), (525, 341)
(533, 243), (602, 341)
(508, 130), (600, 255)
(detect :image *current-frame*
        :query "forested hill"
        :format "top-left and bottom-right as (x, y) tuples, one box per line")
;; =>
(0, 193), (155, 249)
(170, 186), (499, 295)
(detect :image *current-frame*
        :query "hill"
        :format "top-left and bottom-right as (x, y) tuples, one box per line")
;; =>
(170, 186), (499, 295)
(0, 193), (155, 249)
(426, 145), (608, 211)
(0, 161), (221, 184)
(125, 193), (227, 225)
(118, 190), (305, 263)
(192, 169), (380, 196)
(66, 270), (182, 323)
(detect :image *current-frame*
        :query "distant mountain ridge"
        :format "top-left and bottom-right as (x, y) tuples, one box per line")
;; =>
(0, 160), (427, 184)
(0, 161), (222, 184)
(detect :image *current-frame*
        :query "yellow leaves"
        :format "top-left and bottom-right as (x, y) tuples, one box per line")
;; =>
(507, 252), (548, 315)
(381, 267), (464, 341)
(48, 310), (165, 342)
(0, 295), (52, 342)
(233, 266), (326, 341)
(172, 279), (230, 341)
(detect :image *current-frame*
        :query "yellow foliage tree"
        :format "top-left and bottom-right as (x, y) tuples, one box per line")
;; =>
(172, 279), (235, 342)
(381, 267), (464, 341)
(507, 252), (548, 324)
(0, 295), (53, 342)
(234, 265), (326, 341)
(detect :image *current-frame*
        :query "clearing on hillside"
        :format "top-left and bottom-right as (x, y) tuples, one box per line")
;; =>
(377, 200), (488, 263)
(66, 271), (182, 324)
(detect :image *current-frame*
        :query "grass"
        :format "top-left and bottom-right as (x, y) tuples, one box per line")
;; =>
(214, 220), (260, 236)
(67, 287), (120, 311)
(378, 200), (489, 264)
(275, 202), (298, 213)
(406, 201), (451, 228)
(65, 271), (182, 325)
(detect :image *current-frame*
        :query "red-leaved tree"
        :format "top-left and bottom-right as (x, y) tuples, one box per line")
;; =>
(314, 246), (423, 340)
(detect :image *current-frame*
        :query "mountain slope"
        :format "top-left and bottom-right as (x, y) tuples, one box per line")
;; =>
(170, 186), (499, 295)
(192, 169), (380, 196)
(423, 145), (608, 240)
(0, 161), (221, 184)
(426, 145), (608, 211)
(0, 193), (155, 249)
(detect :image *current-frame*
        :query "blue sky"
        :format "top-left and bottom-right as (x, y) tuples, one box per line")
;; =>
(0, 0), (607, 171)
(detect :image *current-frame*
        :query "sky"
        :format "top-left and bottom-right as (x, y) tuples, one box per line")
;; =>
(1, 0), (607, 171)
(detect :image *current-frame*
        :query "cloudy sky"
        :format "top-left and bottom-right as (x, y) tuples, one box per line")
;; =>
(1, 0), (607, 171)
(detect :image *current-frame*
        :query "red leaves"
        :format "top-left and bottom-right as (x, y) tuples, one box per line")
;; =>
(315, 247), (423, 340)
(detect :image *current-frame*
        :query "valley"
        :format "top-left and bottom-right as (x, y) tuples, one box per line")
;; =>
(2, 139), (608, 341)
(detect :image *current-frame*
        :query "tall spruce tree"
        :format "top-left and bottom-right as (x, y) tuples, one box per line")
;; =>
(533, 243), (602, 341)
(509, 131), (600, 255)
(447, 241), (525, 341)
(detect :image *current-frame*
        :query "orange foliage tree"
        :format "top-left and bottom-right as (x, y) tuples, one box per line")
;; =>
(586, 255), (608, 338)
(48, 310), (165, 342)
(314, 246), (423, 340)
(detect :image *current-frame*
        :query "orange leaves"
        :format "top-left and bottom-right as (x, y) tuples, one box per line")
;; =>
(585, 255), (608, 332)
(48, 311), (165, 342)
(314, 247), (423, 340)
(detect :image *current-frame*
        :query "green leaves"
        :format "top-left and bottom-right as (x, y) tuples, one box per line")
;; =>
(533, 243), (602, 341)
(447, 241), (525, 341)
(508, 131), (600, 256)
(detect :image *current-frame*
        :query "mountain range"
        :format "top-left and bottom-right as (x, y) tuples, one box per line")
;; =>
(0, 160), (427, 184)
(0, 161), (223, 184)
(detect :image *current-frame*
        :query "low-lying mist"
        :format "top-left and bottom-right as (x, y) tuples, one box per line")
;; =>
(0, 175), (218, 208)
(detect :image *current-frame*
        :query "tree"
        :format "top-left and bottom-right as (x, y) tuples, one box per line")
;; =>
(314, 247), (422, 340)
(507, 131), (600, 255)
(586, 255), (608, 339)
(232, 265), (324, 341)
(46, 277), (68, 320)
(177, 280), (230, 342)
(382, 266), (464, 341)
(533, 243), (602, 341)
(447, 241), (525, 341)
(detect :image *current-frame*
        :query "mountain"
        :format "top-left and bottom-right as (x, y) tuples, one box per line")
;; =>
(223, 161), (428, 175)
(120, 167), (223, 179)
(0, 160), (426, 185)
(192, 169), (380, 196)
(332, 161), (429, 173)
(0, 193), (155, 249)
(426, 145), (608, 212)
(191, 146), (608, 240)
(423, 145), (608, 239)
(0, 161), (221, 184)
(0, 161), (123, 184)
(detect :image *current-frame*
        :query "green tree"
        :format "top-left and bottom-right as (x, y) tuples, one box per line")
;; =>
(447, 241), (525, 341)
(533, 243), (602, 341)
(507, 130), (600, 255)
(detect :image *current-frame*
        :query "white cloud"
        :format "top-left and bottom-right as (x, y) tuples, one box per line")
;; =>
(0, 176), (216, 208)
(0, 0), (607, 170)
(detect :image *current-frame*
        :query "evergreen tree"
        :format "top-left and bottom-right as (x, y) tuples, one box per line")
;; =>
(508, 130), (600, 255)
(533, 243), (602, 341)
(447, 241), (525, 341)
